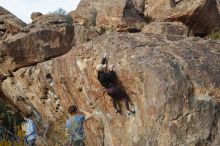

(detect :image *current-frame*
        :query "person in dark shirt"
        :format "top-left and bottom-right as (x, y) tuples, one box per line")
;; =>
(96, 53), (135, 115)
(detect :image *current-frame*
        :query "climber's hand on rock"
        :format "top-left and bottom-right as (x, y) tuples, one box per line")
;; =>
(80, 109), (93, 120)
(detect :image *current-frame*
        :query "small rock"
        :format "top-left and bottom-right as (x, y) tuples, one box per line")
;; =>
(31, 12), (43, 21)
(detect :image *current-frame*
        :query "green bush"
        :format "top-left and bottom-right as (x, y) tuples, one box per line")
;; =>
(64, 15), (73, 25)
(0, 98), (23, 133)
(48, 8), (73, 25)
(207, 29), (220, 40)
(48, 8), (66, 15)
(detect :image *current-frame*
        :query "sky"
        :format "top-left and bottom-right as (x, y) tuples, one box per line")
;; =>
(0, 0), (81, 23)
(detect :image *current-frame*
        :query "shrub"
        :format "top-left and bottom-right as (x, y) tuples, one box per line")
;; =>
(49, 8), (66, 15)
(65, 15), (73, 25)
(48, 8), (73, 25)
(207, 29), (220, 40)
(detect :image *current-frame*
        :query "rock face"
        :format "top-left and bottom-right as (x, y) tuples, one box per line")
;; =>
(1, 32), (220, 146)
(70, 0), (220, 35)
(0, 6), (26, 39)
(218, 0), (220, 14)
(0, 1), (220, 146)
(69, 0), (146, 31)
(142, 21), (188, 36)
(0, 14), (74, 76)
(73, 24), (101, 45)
(144, 0), (220, 35)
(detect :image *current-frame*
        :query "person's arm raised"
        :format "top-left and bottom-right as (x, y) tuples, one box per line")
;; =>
(79, 109), (93, 120)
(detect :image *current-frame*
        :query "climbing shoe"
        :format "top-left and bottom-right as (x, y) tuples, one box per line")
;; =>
(126, 110), (135, 116)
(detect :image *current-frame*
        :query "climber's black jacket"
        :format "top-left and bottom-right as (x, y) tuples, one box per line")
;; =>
(97, 70), (116, 88)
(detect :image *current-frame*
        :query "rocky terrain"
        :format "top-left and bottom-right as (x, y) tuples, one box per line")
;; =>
(0, 0), (220, 146)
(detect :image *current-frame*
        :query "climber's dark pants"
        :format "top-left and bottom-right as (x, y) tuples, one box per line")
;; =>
(106, 85), (130, 111)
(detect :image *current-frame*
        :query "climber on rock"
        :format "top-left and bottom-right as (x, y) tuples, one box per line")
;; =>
(96, 52), (135, 116)
(66, 105), (93, 146)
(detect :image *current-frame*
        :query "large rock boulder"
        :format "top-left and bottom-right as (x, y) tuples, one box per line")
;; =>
(142, 21), (188, 36)
(70, 0), (220, 35)
(1, 32), (220, 145)
(73, 24), (101, 45)
(144, 0), (220, 35)
(0, 6), (26, 38)
(0, 14), (74, 76)
(69, 0), (146, 32)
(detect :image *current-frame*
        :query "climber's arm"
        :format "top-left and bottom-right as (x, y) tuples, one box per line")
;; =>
(80, 109), (93, 120)
(101, 52), (107, 65)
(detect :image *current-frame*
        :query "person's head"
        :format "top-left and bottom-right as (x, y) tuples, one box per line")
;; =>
(24, 112), (32, 121)
(96, 64), (106, 72)
(68, 105), (78, 115)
